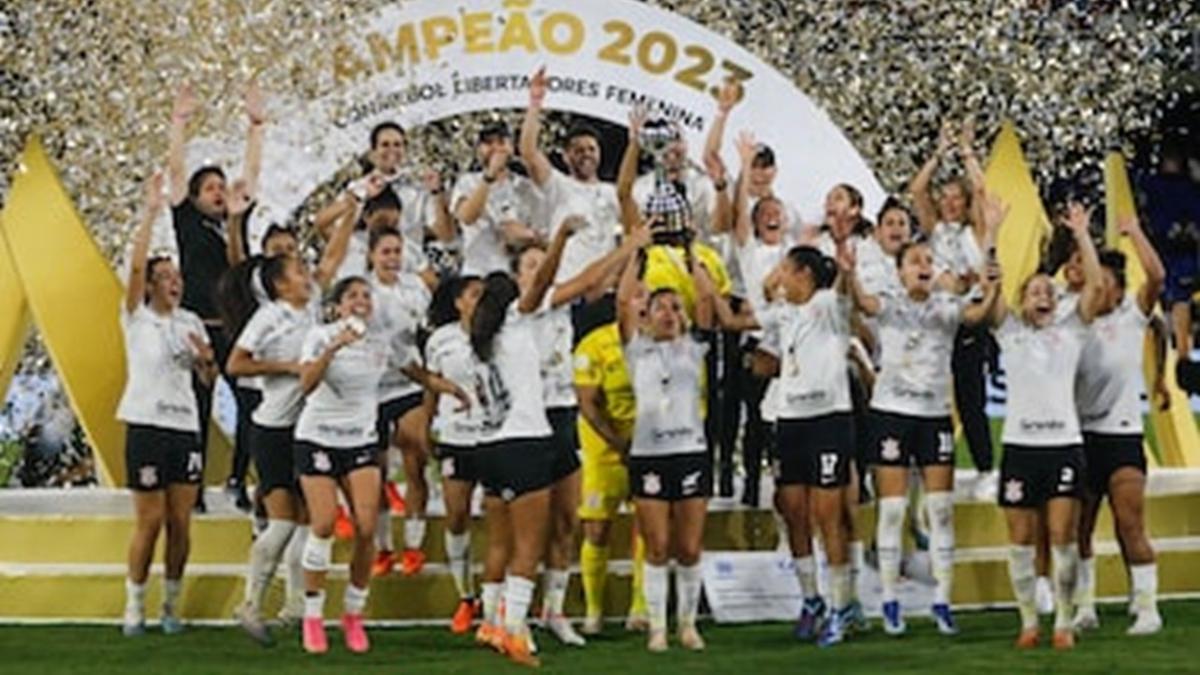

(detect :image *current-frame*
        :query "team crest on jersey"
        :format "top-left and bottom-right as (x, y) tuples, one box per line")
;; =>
(681, 470), (701, 495)
(139, 465), (159, 488)
(1004, 479), (1024, 504)
(880, 437), (901, 462)
(313, 451), (332, 473)
(442, 457), (456, 478)
(642, 472), (662, 496)
(501, 488), (516, 502)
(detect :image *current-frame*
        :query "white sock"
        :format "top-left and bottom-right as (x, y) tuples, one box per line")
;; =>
(848, 541), (864, 602)
(1130, 563), (1159, 616)
(244, 519), (295, 614)
(503, 575), (535, 636)
(542, 568), (570, 616)
(444, 530), (473, 599)
(376, 509), (393, 552)
(163, 578), (183, 617)
(1051, 544), (1079, 631)
(829, 564), (851, 611)
(925, 491), (955, 606)
(1007, 545), (1037, 630)
(1075, 556), (1096, 611)
(284, 526), (309, 607)
(304, 591), (326, 620)
(302, 534), (333, 574)
(124, 578), (145, 623)
(404, 517), (427, 551)
(481, 582), (503, 624)
(876, 496), (906, 604)
(343, 583), (369, 616)
(794, 556), (818, 600)
(644, 563), (669, 632)
(675, 563), (703, 627)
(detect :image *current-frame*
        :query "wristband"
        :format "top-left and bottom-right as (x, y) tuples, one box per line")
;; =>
(482, 172), (497, 184)
(713, 179), (728, 191)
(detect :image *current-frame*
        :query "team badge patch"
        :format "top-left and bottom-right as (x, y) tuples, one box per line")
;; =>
(139, 465), (159, 488)
(642, 472), (662, 496)
(1004, 479), (1024, 504)
(880, 437), (901, 462)
(313, 451), (332, 473)
(442, 457), (456, 478)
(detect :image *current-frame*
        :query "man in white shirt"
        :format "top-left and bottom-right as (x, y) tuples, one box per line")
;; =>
(451, 122), (544, 276)
(520, 68), (621, 283)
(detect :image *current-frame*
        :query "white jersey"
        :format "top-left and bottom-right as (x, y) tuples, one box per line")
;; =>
(236, 300), (316, 428)
(755, 300), (784, 423)
(476, 307), (553, 442)
(929, 221), (984, 279)
(996, 312), (1090, 446)
(116, 304), (207, 433)
(295, 323), (388, 448)
(625, 334), (709, 457)
(451, 171), (543, 276)
(1076, 297), (1150, 435)
(369, 272), (430, 402)
(334, 229), (427, 282)
(856, 236), (902, 296)
(811, 230), (862, 259)
(870, 291), (964, 417)
(424, 323), (482, 447)
(724, 194), (806, 298)
(540, 171), (620, 283)
(759, 289), (852, 419)
(734, 235), (788, 318)
(532, 295), (577, 408)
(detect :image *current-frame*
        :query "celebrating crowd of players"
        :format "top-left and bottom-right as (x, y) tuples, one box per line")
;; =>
(113, 68), (1182, 665)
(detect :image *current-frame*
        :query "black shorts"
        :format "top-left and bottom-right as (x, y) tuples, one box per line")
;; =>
(868, 411), (955, 468)
(775, 413), (856, 488)
(999, 444), (1086, 508)
(434, 443), (480, 483)
(1083, 432), (1146, 496)
(124, 424), (203, 491)
(477, 437), (555, 502)
(250, 423), (299, 495)
(376, 392), (425, 450)
(629, 453), (712, 501)
(295, 441), (379, 479)
(547, 407), (582, 482)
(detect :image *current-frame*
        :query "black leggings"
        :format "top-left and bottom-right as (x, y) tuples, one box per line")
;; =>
(951, 323), (998, 473)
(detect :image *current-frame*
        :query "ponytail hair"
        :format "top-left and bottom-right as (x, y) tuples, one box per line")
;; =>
(470, 272), (518, 361)
(428, 274), (481, 328)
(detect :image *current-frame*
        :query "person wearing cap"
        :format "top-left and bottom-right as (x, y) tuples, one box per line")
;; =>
(451, 121), (545, 276)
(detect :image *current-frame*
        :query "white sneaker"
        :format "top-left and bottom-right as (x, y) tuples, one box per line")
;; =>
(625, 611), (650, 632)
(1072, 606), (1100, 631)
(581, 615), (604, 636)
(276, 596), (304, 626)
(1035, 577), (1055, 616)
(973, 470), (999, 502)
(678, 623), (706, 651)
(647, 627), (668, 652)
(544, 613), (587, 646)
(1127, 610), (1163, 636)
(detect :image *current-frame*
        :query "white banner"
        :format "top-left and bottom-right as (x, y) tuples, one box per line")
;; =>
(702, 551), (804, 623)
(186, 0), (885, 236)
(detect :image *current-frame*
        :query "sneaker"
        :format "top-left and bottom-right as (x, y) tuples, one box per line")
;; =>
(371, 550), (397, 578)
(400, 548), (426, 576)
(1052, 628), (1075, 650)
(341, 613), (370, 653)
(793, 596), (826, 641)
(236, 602), (274, 646)
(161, 614), (185, 635)
(501, 630), (541, 667)
(581, 615), (604, 636)
(846, 599), (869, 633)
(817, 607), (848, 648)
(625, 611), (650, 632)
(475, 622), (500, 651)
(881, 600), (906, 636)
(544, 612), (586, 646)
(451, 598), (479, 635)
(678, 623), (705, 651)
(1127, 610), (1163, 636)
(647, 627), (669, 652)
(1035, 577), (1054, 616)
(121, 620), (145, 637)
(302, 617), (328, 654)
(973, 470), (999, 502)
(334, 506), (355, 540)
(1014, 627), (1040, 649)
(932, 603), (959, 636)
(1073, 606), (1100, 631)
(277, 596), (304, 626)
(385, 481), (407, 515)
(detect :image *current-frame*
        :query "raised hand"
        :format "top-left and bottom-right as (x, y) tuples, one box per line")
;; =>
(422, 167), (443, 194)
(628, 217), (653, 248)
(960, 117), (976, 155)
(245, 80), (268, 125)
(716, 80), (742, 114)
(735, 130), (757, 165)
(835, 240), (857, 274)
(627, 105), (648, 142)
(172, 84), (198, 123)
(703, 151), (727, 185)
(981, 191), (1009, 230)
(1063, 201), (1093, 236)
(1117, 213), (1141, 237)
(529, 67), (548, 105)
(226, 178), (253, 216)
(144, 170), (166, 214)
(936, 121), (954, 157)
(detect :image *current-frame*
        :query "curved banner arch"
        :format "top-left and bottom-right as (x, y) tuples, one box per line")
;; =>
(188, 0), (884, 233)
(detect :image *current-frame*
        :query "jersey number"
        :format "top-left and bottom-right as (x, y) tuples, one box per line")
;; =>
(820, 453), (839, 480)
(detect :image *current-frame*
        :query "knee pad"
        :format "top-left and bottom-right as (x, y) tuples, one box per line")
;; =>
(302, 534), (333, 573)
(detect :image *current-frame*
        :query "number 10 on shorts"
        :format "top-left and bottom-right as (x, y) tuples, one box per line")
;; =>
(820, 453), (838, 482)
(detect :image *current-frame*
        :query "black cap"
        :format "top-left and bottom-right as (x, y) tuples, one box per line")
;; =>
(753, 144), (776, 168)
(478, 121), (512, 144)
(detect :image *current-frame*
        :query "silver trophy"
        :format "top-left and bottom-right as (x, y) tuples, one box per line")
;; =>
(638, 118), (690, 243)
